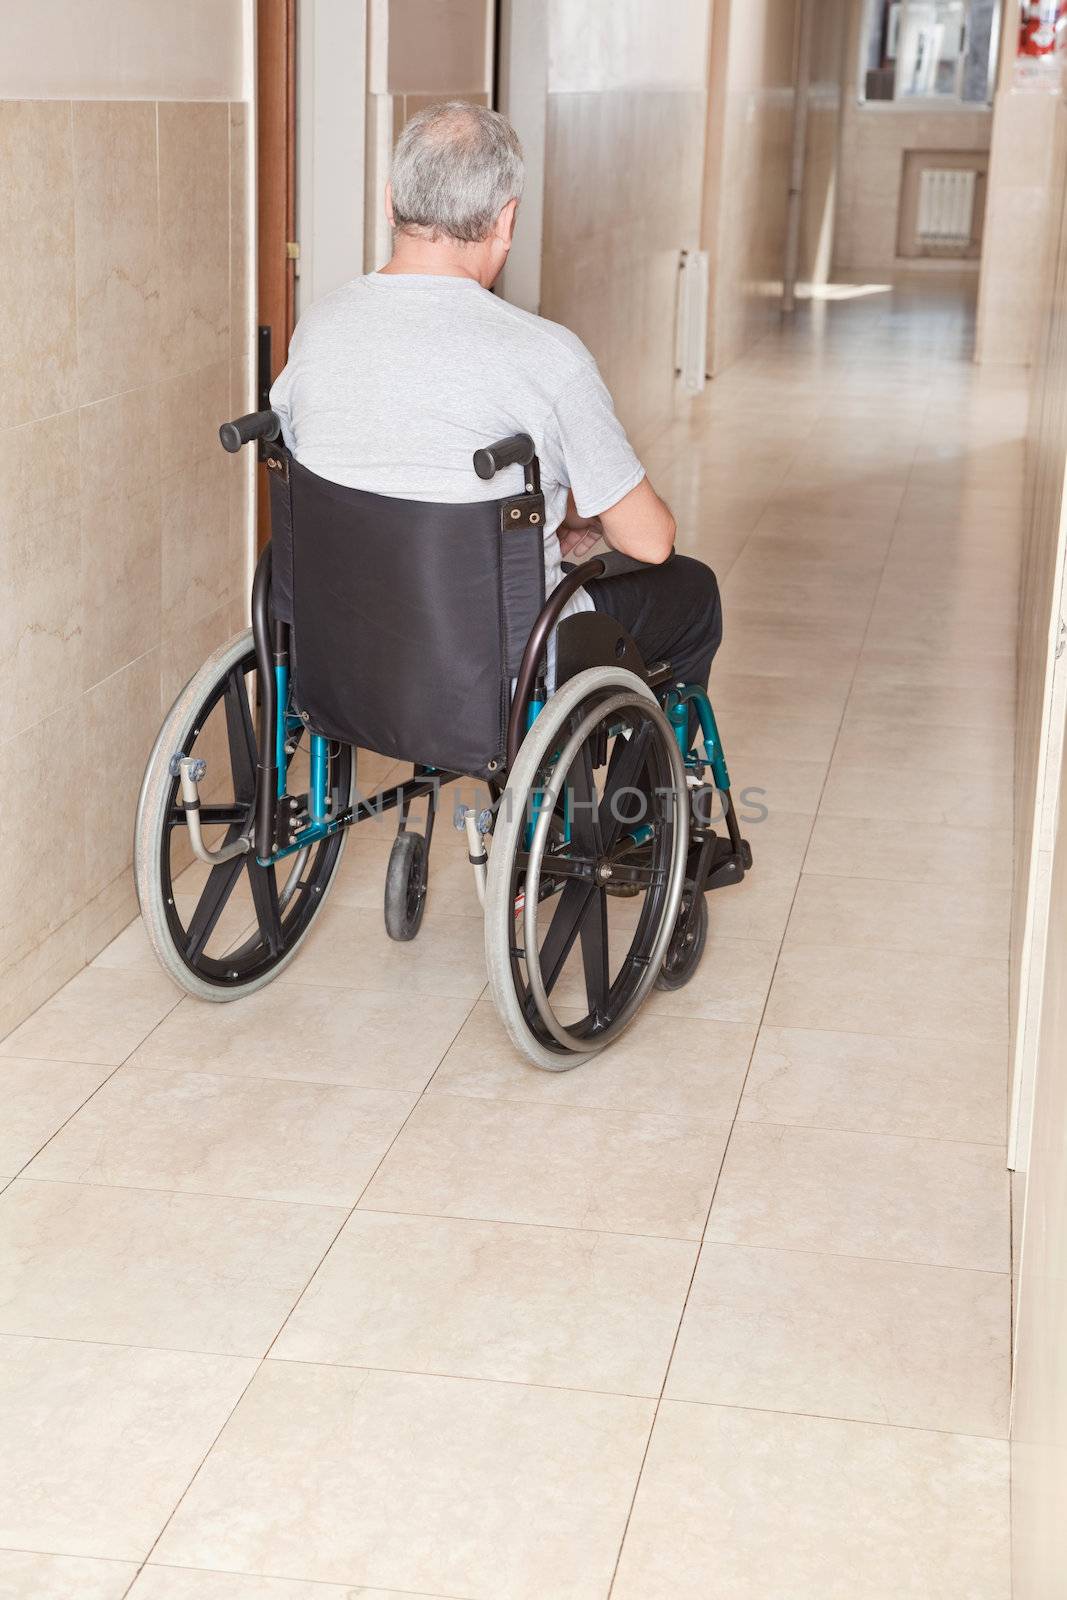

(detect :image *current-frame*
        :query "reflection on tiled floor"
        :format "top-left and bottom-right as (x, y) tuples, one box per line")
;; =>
(0, 281), (1018, 1598)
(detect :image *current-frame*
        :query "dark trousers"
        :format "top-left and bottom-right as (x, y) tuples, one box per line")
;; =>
(585, 553), (723, 698)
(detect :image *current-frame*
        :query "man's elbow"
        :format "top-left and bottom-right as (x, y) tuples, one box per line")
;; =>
(648, 511), (676, 564)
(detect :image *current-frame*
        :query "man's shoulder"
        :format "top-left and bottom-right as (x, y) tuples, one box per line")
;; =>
(481, 295), (597, 383)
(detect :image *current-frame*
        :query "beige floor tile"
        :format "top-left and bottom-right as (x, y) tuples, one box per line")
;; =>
(785, 873), (1009, 959)
(612, 1401), (1009, 1599)
(833, 715), (1014, 776)
(718, 751), (828, 817)
(721, 716), (840, 766)
(644, 934), (779, 1026)
(360, 1092), (729, 1239)
(820, 760), (1013, 829)
(849, 674), (1017, 731)
(766, 942), (1007, 1044)
(276, 1209), (695, 1395)
(155, 1361), (653, 1599)
(710, 669), (852, 725)
(127, 1571), (440, 1599)
(707, 1123), (1009, 1271)
(91, 902), (255, 973)
(27, 1067), (414, 1206)
(0, 1179), (342, 1355)
(666, 1242), (1009, 1435)
(0, 966), (181, 1066)
(853, 646), (1015, 698)
(280, 904), (487, 999)
(803, 814), (1013, 889)
(0, 1056), (112, 1170)
(713, 613), (862, 681)
(128, 983), (472, 1092)
(428, 998), (755, 1120)
(0, 1334), (254, 1560)
(704, 860), (803, 943)
(0, 1551), (137, 1600)
(739, 1025), (1006, 1144)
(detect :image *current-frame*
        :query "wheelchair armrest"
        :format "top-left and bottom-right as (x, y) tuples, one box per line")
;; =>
(561, 550), (674, 580)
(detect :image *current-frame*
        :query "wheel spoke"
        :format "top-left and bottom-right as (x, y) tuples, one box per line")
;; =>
(183, 855), (247, 962)
(600, 723), (653, 849)
(568, 741), (604, 858)
(537, 879), (595, 995)
(246, 860), (283, 955)
(224, 667), (258, 803)
(579, 886), (610, 1023)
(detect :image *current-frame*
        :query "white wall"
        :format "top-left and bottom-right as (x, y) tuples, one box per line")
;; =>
(0, 0), (248, 100)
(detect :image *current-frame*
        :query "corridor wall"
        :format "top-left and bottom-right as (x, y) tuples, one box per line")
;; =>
(538, 0), (711, 453)
(1009, 88), (1067, 1600)
(0, 0), (254, 1035)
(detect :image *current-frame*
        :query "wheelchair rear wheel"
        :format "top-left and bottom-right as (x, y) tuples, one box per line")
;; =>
(485, 666), (689, 1070)
(134, 628), (354, 1000)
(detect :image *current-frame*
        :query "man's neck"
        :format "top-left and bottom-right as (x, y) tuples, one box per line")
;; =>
(379, 234), (493, 287)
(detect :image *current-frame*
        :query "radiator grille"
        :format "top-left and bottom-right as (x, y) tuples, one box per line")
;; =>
(916, 168), (977, 246)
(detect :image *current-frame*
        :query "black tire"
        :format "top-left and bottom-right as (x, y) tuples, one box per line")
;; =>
(384, 830), (428, 942)
(655, 884), (709, 991)
(485, 667), (689, 1069)
(135, 629), (354, 998)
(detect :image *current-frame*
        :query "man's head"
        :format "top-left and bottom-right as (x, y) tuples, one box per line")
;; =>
(386, 102), (524, 286)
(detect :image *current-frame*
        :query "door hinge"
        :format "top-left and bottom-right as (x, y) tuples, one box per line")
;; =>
(1057, 619), (1067, 659)
(286, 241), (300, 260)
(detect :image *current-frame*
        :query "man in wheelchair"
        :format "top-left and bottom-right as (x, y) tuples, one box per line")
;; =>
(134, 101), (750, 1072)
(271, 101), (723, 741)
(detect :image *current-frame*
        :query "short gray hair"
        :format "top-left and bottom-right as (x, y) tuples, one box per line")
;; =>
(390, 101), (524, 244)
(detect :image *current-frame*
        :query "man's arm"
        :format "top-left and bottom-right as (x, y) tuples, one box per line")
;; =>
(597, 477), (676, 565)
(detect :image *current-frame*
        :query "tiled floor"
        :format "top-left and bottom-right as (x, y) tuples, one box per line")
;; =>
(0, 280), (1022, 1598)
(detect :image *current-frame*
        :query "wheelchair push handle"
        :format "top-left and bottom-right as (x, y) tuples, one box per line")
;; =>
(219, 410), (282, 454)
(472, 432), (535, 481)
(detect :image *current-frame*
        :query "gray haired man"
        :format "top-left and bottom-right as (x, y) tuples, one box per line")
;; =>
(271, 101), (722, 694)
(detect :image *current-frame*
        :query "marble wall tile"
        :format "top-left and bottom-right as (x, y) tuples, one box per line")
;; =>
(160, 360), (235, 631)
(0, 100), (77, 428)
(0, 96), (251, 1043)
(1, 411), (82, 739)
(158, 101), (230, 376)
(0, 702), (86, 981)
(73, 100), (160, 405)
(79, 384), (162, 690)
(82, 648), (162, 905)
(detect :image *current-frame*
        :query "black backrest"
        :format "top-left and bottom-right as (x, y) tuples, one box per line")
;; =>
(265, 442), (545, 778)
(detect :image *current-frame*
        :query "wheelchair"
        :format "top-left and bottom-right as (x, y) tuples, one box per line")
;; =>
(134, 411), (752, 1070)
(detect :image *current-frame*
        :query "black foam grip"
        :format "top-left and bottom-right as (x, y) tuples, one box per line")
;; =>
(472, 432), (535, 480)
(219, 410), (282, 453)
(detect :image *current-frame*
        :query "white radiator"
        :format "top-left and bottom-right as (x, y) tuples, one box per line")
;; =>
(916, 168), (977, 246)
(675, 250), (709, 395)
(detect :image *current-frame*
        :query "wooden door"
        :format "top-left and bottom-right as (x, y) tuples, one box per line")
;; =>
(256, 0), (297, 549)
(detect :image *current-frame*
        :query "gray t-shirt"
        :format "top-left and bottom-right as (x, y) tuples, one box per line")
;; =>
(269, 273), (645, 624)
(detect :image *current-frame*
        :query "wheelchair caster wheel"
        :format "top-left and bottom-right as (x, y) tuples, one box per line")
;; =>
(655, 885), (708, 991)
(384, 830), (428, 942)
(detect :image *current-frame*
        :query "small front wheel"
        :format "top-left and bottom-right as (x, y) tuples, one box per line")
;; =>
(655, 885), (709, 991)
(384, 830), (428, 942)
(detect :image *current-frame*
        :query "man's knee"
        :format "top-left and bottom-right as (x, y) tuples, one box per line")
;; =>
(671, 555), (721, 644)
